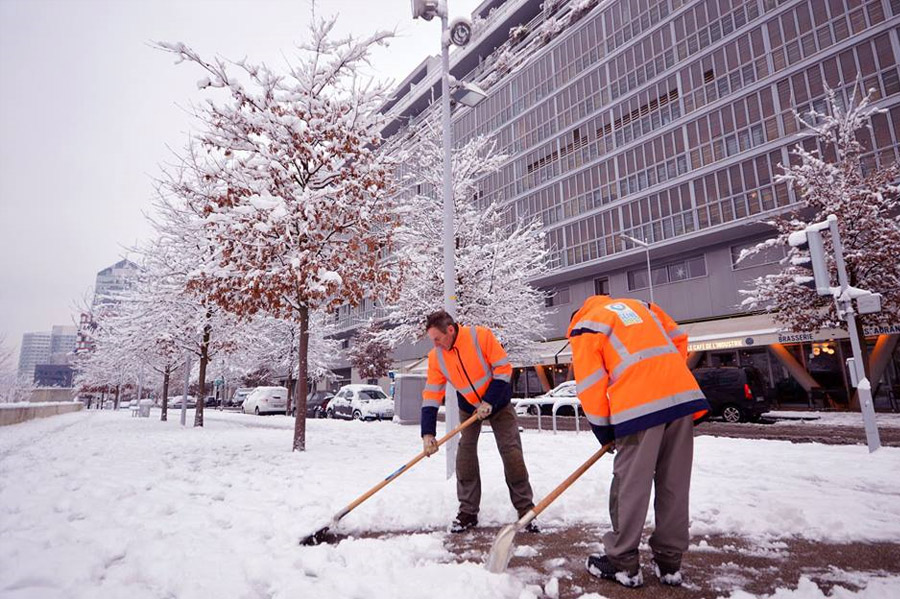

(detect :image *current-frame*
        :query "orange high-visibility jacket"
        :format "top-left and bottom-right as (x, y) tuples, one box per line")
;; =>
(567, 296), (708, 443)
(422, 325), (513, 409)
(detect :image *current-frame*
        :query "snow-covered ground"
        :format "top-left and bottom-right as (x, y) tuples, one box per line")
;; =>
(1, 409), (899, 598)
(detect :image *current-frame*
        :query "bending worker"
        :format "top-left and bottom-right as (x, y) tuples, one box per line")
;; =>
(420, 309), (538, 534)
(567, 295), (708, 588)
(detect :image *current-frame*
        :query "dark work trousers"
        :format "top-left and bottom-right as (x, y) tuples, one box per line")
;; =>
(456, 403), (535, 516)
(603, 414), (695, 573)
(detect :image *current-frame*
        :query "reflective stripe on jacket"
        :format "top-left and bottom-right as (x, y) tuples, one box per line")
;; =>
(567, 296), (708, 441)
(422, 325), (513, 409)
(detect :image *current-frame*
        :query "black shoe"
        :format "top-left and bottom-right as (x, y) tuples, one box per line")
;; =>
(449, 512), (478, 533)
(652, 559), (683, 586)
(517, 510), (540, 533)
(586, 554), (643, 588)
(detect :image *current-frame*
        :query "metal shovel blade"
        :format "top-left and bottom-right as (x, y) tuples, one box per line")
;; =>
(485, 522), (520, 573)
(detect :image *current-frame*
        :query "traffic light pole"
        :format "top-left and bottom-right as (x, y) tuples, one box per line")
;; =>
(826, 216), (881, 452)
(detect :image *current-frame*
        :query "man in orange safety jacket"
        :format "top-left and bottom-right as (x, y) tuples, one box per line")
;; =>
(420, 310), (537, 533)
(567, 295), (708, 589)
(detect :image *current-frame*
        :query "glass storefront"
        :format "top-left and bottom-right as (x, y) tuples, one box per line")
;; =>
(664, 337), (898, 411)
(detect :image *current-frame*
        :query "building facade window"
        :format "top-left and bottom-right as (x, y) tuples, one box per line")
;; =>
(627, 255), (706, 291)
(594, 277), (609, 295)
(545, 285), (571, 307)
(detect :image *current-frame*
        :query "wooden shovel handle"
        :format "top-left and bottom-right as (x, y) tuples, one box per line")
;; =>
(336, 413), (481, 520)
(529, 442), (614, 519)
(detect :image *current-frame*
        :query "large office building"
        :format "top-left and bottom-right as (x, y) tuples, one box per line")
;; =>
(335, 0), (900, 411)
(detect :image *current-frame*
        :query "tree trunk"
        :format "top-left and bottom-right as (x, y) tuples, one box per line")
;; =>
(286, 372), (294, 417)
(194, 314), (212, 427)
(285, 334), (295, 417)
(293, 305), (309, 451)
(161, 365), (170, 422)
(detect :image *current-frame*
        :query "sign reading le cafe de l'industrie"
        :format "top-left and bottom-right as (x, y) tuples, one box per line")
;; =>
(684, 314), (900, 354)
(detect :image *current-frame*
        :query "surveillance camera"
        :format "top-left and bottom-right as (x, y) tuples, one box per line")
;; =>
(411, 0), (440, 20)
(449, 17), (474, 47)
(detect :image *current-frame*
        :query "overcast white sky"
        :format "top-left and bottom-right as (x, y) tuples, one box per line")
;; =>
(0, 0), (483, 358)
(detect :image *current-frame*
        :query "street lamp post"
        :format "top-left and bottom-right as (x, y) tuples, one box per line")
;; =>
(412, 0), (484, 478)
(440, 9), (455, 320)
(411, 0), (482, 318)
(620, 233), (654, 304)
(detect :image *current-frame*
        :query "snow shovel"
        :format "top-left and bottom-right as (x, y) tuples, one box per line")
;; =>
(300, 412), (481, 546)
(484, 441), (614, 573)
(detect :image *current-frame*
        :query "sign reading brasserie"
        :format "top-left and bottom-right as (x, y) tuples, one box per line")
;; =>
(776, 324), (900, 344)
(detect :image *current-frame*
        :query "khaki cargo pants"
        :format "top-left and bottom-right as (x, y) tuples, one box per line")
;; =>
(603, 414), (695, 572)
(456, 403), (535, 516)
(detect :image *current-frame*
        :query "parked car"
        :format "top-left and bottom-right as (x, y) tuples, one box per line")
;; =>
(513, 380), (577, 416)
(167, 395), (197, 409)
(325, 384), (394, 421)
(242, 386), (288, 415)
(691, 366), (769, 423)
(227, 387), (255, 409)
(298, 390), (334, 418)
(203, 395), (219, 408)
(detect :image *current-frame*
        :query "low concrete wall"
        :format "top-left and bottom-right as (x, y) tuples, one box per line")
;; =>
(29, 387), (76, 403)
(0, 402), (84, 426)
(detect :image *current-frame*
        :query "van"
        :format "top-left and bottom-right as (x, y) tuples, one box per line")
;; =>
(691, 366), (769, 423)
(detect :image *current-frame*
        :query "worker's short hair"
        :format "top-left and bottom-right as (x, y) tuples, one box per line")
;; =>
(425, 310), (456, 334)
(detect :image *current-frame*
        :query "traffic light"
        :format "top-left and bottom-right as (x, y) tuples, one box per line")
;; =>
(788, 227), (832, 296)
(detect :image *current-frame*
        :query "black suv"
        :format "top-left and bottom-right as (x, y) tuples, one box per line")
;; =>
(691, 366), (769, 423)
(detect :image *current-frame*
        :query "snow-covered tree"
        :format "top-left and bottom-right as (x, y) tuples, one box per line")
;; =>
(739, 88), (900, 408)
(383, 127), (550, 361)
(347, 319), (391, 382)
(145, 179), (246, 426)
(94, 254), (189, 421)
(739, 87), (900, 330)
(238, 313), (340, 413)
(73, 312), (136, 409)
(155, 11), (400, 450)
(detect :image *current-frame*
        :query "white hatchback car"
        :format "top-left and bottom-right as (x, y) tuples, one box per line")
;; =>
(325, 384), (394, 421)
(242, 386), (288, 415)
(513, 380), (577, 416)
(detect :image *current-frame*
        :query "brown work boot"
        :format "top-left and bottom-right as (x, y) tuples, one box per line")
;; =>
(449, 511), (478, 533)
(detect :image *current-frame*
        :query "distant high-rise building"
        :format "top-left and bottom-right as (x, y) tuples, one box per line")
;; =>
(92, 259), (139, 307)
(76, 259), (140, 358)
(50, 325), (77, 355)
(17, 325), (76, 382)
(17, 332), (51, 380)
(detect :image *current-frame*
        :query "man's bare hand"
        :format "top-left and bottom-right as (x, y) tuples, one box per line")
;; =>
(423, 434), (439, 457)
